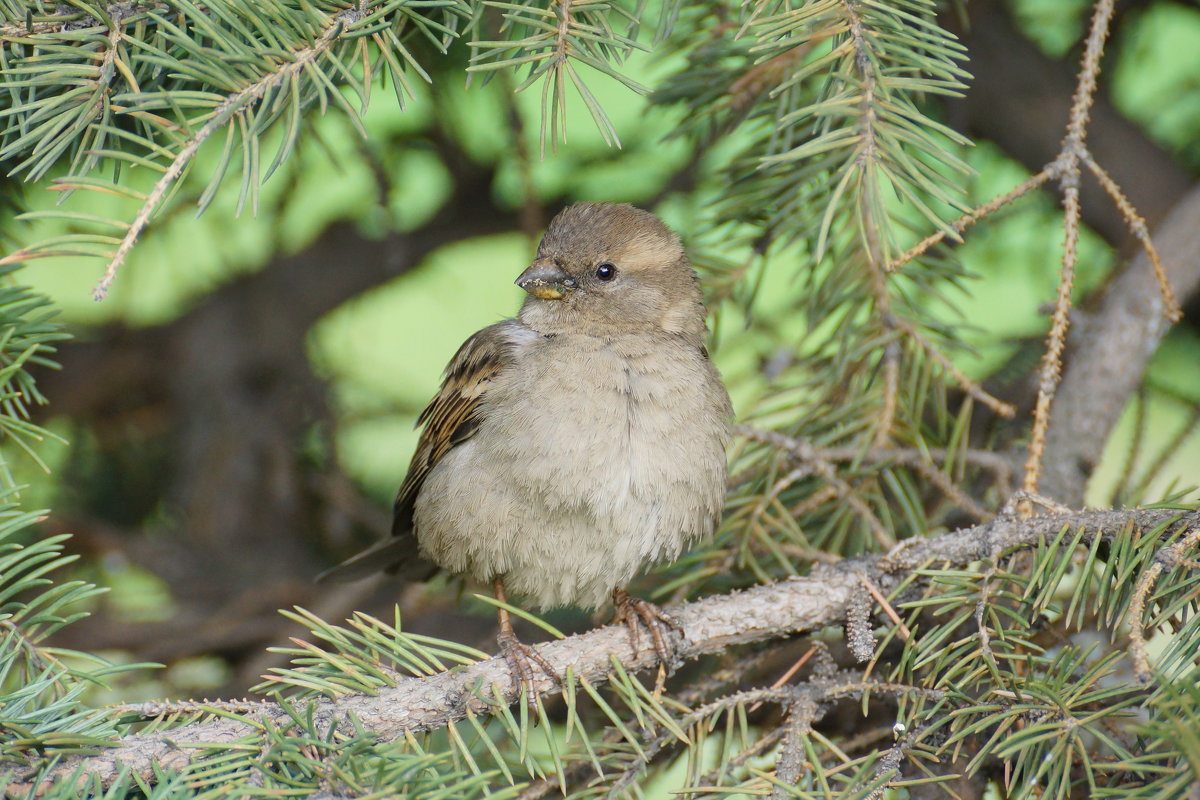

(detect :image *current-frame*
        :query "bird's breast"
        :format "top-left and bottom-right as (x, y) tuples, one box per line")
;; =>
(414, 330), (730, 609)
(483, 333), (725, 516)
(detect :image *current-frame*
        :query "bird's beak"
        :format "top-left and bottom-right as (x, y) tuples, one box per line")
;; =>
(516, 260), (576, 300)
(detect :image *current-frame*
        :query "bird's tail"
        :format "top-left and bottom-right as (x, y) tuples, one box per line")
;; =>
(316, 528), (437, 584)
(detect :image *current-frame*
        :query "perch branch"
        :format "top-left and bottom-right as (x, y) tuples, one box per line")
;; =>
(36, 507), (1195, 788)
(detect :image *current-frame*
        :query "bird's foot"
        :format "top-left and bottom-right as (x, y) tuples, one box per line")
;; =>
(611, 589), (683, 671)
(497, 628), (559, 714)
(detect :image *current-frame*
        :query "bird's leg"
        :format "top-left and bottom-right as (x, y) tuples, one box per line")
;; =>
(493, 577), (559, 707)
(611, 588), (683, 669)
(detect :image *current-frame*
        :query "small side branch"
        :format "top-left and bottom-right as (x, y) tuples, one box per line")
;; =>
(1022, 0), (1117, 499)
(1038, 183), (1200, 505)
(735, 424), (1014, 513)
(1127, 526), (1200, 682)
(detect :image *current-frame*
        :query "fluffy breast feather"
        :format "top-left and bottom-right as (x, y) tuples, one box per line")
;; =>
(414, 329), (731, 609)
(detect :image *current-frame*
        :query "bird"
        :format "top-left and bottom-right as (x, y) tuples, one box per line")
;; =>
(320, 202), (732, 686)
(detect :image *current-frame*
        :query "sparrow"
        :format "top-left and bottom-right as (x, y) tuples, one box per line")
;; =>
(321, 202), (732, 684)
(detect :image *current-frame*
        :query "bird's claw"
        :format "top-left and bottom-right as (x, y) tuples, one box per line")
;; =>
(612, 589), (683, 671)
(497, 629), (559, 715)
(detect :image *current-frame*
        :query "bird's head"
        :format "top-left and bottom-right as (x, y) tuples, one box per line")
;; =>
(516, 203), (705, 339)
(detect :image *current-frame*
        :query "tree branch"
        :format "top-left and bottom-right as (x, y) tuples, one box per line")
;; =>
(1039, 183), (1200, 505)
(39, 506), (1195, 788)
(91, 6), (366, 299)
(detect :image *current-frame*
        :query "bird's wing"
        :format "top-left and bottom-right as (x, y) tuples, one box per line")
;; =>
(394, 321), (519, 535)
(318, 321), (522, 583)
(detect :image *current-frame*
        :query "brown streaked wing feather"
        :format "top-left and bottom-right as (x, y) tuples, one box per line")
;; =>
(391, 322), (518, 539)
(318, 322), (519, 584)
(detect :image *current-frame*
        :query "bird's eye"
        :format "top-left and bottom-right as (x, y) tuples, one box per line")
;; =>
(595, 262), (617, 281)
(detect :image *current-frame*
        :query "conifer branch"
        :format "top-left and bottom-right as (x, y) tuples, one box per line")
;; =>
(90, 6), (363, 300)
(887, 166), (1055, 271)
(38, 506), (1195, 789)
(734, 425), (1016, 509)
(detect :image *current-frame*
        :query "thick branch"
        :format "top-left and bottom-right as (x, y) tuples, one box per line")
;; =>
(1039, 183), (1200, 505)
(41, 506), (1195, 787)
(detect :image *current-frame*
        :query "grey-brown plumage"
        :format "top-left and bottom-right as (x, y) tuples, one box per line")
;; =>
(322, 202), (732, 615)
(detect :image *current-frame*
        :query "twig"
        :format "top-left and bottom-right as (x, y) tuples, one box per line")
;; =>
(733, 424), (895, 547)
(608, 684), (809, 799)
(736, 425), (1011, 515)
(748, 645), (819, 713)
(1038, 183), (1200, 505)
(107, 697), (276, 718)
(750, 466), (817, 527)
(860, 736), (907, 800)
(0, 4), (103, 37)
(0, 619), (72, 695)
(905, 457), (993, 521)
(771, 647), (817, 691)
(1127, 527), (1200, 682)
(821, 465), (895, 549)
(859, 574), (910, 642)
(844, 0), (884, 266)
(540, 0), (577, 157)
(788, 484), (843, 521)
(768, 678), (938, 800)
(973, 559), (1001, 673)
(999, 490), (1070, 517)
(887, 166), (1055, 271)
(888, 315), (1016, 419)
(770, 692), (820, 800)
(1022, 0), (1116, 499)
(1081, 152), (1181, 321)
(875, 339), (901, 448)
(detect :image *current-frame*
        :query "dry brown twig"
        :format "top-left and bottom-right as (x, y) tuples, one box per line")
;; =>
(885, 0), (1185, 511)
(1127, 526), (1200, 682)
(887, 314), (1016, 419)
(1039, 183), (1200, 505)
(888, 167), (1056, 270)
(788, 483), (844, 521)
(1021, 0), (1115, 503)
(734, 424), (896, 547)
(888, 0), (1184, 329)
